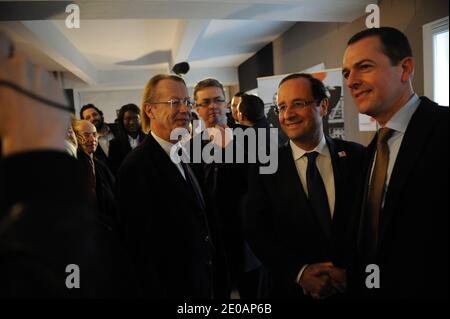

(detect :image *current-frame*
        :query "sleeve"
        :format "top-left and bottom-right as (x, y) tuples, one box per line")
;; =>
(244, 163), (308, 284)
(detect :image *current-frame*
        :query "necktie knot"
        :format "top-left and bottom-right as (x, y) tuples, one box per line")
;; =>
(377, 127), (394, 145)
(305, 151), (319, 163)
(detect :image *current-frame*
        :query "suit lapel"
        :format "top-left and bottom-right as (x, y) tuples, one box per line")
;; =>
(325, 137), (341, 219)
(144, 134), (202, 211)
(357, 137), (377, 254)
(378, 99), (438, 246)
(277, 144), (319, 232)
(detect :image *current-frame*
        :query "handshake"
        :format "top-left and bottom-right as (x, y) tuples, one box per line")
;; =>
(299, 262), (347, 299)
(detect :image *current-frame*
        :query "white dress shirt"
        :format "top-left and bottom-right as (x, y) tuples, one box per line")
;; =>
(371, 94), (420, 207)
(98, 125), (115, 157)
(128, 135), (140, 150)
(151, 131), (186, 180)
(290, 135), (336, 217)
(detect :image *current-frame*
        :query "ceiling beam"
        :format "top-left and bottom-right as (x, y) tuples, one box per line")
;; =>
(1, 0), (373, 22)
(0, 20), (98, 85)
(172, 19), (210, 67)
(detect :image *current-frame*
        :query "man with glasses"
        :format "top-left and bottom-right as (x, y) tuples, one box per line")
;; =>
(117, 74), (228, 299)
(192, 78), (264, 298)
(73, 120), (116, 230)
(245, 73), (365, 299)
(194, 78), (229, 130)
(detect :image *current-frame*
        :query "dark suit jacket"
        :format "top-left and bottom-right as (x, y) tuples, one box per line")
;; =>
(94, 123), (118, 170)
(0, 151), (132, 297)
(347, 97), (449, 299)
(109, 131), (146, 175)
(77, 150), (117, 230)
(245, 137), (365, 298)
(117, 133), (228, 299)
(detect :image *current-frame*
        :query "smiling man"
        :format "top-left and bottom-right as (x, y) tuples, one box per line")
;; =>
(117, 74), (228, 299)
(80, 104), (117, 168)
(245, 73), (365, 299)
(73, 120), (116, 230)
(343, 27), (449, 299)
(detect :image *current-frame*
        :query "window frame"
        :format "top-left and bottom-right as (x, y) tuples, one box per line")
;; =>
(423, 16), (449, 103)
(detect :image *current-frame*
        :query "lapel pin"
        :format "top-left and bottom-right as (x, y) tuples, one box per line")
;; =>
(338, 151), (347, 158)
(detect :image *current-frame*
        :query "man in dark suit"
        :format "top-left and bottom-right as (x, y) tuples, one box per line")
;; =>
(80, 103), (117, 169)
(73, 120), (117, 230)
(245, 73), (365, 299)
(117, 74), (228, 299)
(342, 27), (448, 298)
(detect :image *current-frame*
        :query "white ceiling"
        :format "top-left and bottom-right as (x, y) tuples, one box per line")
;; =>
(0, 0), (373, 89)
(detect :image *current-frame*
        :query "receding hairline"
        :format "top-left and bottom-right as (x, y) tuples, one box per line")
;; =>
(146, 77), (188, 102)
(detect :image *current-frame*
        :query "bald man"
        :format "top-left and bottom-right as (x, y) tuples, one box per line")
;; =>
(74, 120), (117, 230)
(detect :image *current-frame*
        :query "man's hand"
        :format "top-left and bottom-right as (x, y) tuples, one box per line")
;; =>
(299, 262), (346, 299)
(0, 32), (69, 156)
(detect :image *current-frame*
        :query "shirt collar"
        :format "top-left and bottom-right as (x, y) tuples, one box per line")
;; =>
(128, 134), (139, 141)
(98, 124), (111, 137)
(290, 134), (329, 161)
(151, 131), (174, 156)
(384, 94), (420, 133)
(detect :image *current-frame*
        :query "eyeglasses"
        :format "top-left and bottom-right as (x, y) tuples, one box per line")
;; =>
(195, 98), (226, 108)
(277, 99), (321, 114)
(150, 98), (194, 110)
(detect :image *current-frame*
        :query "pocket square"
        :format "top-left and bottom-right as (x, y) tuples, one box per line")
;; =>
(338, 151), (347, 157)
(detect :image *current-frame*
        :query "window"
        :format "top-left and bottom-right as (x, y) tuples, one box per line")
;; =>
(423, 17), (449, 106)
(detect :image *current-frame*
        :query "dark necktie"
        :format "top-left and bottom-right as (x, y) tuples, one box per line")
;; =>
(305, 151), (332, 238)
(181, 161), (206, 211)
(180, 161), (215, 250)
(86, 156), (97, 207)
(364, 127), (394, 260)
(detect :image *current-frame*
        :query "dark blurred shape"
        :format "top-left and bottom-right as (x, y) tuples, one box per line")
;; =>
(172, 62), (190, 76)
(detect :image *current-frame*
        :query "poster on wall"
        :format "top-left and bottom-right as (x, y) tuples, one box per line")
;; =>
(257, 67), (345, 139)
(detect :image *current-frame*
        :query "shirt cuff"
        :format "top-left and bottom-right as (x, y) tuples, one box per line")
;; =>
(296, 264), (309, 295)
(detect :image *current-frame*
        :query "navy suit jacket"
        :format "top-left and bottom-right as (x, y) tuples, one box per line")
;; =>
(245, 136), (365, 298)
(347, 97), (449, 299)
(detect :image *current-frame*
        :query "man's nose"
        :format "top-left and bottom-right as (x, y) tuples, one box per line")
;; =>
(283, 104), (297, 119)
(346, 71), (361, 90)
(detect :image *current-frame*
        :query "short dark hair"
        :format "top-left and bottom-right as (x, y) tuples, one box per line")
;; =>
(80, 103), (103, 120)
(233, 91), (245, 98)
(347, 27), (412, 65)
(238, 94), (266, 123)
(278, 73), (328, 101)
(193, 78), (225, 100)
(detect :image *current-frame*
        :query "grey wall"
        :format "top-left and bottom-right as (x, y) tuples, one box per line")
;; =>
(272, 0), (448, 145)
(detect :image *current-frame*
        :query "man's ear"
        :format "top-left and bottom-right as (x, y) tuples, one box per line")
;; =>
(319, 98), (329, 117)
(144, 103), (154, 119)
(400, 57), (415, 82)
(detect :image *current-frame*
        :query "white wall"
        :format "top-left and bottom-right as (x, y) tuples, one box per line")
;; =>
(75, 89), (143, 122)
